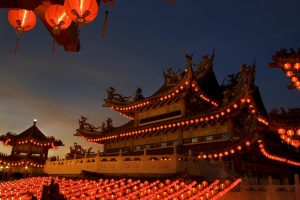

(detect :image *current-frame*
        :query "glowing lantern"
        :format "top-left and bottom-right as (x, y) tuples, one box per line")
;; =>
(295, 81), (300, 87)
(8, 9), (36, 54)
(64, 0), (99, 24)
(283, 63), (291, 70)
(291, 76), (298, 83)
(297, 129), (300, 136)
(277, 128), (286, 135)
(45, 5), (72, 35)
(287, 129), (294, 137)
(294, 63), (300, 70)
(286, 71), (294, 77)
(8, 9), (36, 33)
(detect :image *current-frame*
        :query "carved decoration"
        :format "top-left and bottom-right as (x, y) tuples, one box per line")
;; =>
(66, 142), (94, 159)
(79, 116), (100, 132)
(133, 87), (144, 101)
(194, 53), (214, 79)
(106, 87), (130, 102)
(101, 118), (114, 132)
(185, 54), (193, 66)
(163, 68), (180, 85)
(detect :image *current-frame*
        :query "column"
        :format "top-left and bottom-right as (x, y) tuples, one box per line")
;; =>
(295, 174), (300, 200)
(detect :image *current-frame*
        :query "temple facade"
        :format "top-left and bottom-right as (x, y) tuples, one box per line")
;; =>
(44, 52), (299, 181)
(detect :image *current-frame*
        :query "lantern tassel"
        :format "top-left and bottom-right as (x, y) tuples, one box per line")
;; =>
(167, 0), (175, 6)
(76, 29), (80, 51)
(102, 11), (109, 38)
(14, 38), (20, 55)
(52, 38), (56, 54)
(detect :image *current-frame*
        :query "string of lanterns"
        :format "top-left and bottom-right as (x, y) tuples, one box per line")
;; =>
(0, 159), (44, 168)
(197, 139), (253, 160)
(112, 75), (219, 118)
(0, 176), (241, 200)
(6, 0), (101, 53)
(282, 63), (300, 90)
(277, 128), (300, 148)
(1, 139), (60, 149)
(84, 97), (261, 143)
(258, 140), (300, 167)
(209, 178), (242, 200)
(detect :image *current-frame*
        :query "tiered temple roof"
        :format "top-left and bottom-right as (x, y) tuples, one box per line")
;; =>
(74, 52), (300, 170)
(0, 121), (63, 167)
(76, 53), (265, 142)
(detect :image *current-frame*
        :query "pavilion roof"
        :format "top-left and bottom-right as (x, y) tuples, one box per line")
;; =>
(0, 122), (63, 148)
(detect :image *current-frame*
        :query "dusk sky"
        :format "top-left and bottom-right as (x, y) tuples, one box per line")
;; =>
(0, 0), (299, 157)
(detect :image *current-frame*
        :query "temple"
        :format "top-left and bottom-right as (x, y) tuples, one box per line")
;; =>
(44, 52), (300, 182)
(0, 120), (63, 178)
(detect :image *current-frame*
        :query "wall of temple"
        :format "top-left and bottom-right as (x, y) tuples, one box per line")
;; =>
(105, 121), (230, 152)
(43, 151), (233, 179)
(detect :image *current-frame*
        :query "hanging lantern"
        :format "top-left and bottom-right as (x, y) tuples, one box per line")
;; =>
(45, 5), (72, 35)
(283, 63), (291, 70)
(8, 9), (36, 34)
(64, 0), (99, 25)
(8, 9), (36, 55)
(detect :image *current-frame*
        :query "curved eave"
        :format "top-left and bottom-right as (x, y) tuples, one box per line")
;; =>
(105, 66), (220, 115)
(83, 96), (265, 143)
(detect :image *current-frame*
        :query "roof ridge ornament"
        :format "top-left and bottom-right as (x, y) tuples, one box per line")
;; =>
(185, 53), (193, 69)
(33, 119), (37, 126)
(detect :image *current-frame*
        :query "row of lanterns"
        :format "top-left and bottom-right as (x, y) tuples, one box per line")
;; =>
(283, 63), (300, 90)
(86, 98), (256, 143)
(0, 176), (240, 200)
(7, 0), (102, 53)
(0, 159), (44, 168)
(258, 140), (300, 167)
(112, 77), (219, 115)
(197, 140), (252, 160)
(277, 128), (300, 148)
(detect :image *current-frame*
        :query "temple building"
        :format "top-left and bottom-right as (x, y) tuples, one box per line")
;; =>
(0, 120), (63, 178)
(44, 52), (299, 182)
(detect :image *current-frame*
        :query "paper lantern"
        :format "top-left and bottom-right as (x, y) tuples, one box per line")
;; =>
(45, 5), (72, 35)
(64, 0), (98, 24)
(8, 9), (36, 33)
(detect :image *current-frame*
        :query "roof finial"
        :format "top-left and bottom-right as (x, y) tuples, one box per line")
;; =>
(33, 119), (37, 126)
(185, 53), (193, 66)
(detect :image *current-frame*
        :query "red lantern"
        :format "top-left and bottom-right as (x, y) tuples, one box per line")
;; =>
(8, 9), (36, 33)
(8, 9), (36, 54)
(294, 63), (300, 70)
(277, 128), (286, 135)
(287, 129), (294, 137)
(283, 63), (291, 70)
(291, 76), (298, 83)
(64, 0), (99, 24)
(286, 71), (294, 78)
(45, 5), (72, 35)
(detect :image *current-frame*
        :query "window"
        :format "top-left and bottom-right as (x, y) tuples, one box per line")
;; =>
(222, 133), (230, 140)
(161, 142), (167, 147)
(192, 137), (198, 143)
(145, 144), (151, 149)
(135, 145), (142, 150)
(173, 140), (179, 146)
(205, 136), (213, 141)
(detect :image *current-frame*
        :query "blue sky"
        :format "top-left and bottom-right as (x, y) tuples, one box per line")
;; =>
(0, 0), (299, 157)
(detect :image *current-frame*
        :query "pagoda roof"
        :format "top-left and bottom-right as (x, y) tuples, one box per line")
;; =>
(103, 53), (221, 117)
(76, 60), (270, 143)
(0, 122), (63, 148)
